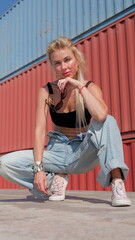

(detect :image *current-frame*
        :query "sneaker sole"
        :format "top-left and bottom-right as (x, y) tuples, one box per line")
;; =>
(49, 195), (65, 201)
(112, 199), (131, 207)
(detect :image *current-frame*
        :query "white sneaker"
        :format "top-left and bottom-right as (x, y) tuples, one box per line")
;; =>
(49, 174), (68, 201)
(111, 178), (131, 207)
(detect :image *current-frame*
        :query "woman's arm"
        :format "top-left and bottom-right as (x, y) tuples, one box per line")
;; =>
(33, 86), (49, 194)
(79, 82), (108, 122)
(57, 78), (108, 122)
(34, 87), (48, 162)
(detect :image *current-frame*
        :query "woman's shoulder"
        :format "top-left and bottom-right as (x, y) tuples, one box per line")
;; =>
(38, 84), (49, 98)
(84, 80), (94, 87)
(40, 81), (60, 98)
(42, 81), (58, 89)
(85, 80), (103, 95)
(85, 80), (100, 88)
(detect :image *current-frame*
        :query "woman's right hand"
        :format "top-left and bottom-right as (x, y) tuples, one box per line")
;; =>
(34, 171), (49, 195)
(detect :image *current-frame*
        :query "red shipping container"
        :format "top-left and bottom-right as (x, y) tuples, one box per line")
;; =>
(0, 12), (135, 191)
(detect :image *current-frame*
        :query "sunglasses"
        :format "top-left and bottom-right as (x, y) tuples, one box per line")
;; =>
(53, 88), (67, 111)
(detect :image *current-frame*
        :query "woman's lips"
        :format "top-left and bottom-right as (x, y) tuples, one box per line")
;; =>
(62, 71), (71, 76)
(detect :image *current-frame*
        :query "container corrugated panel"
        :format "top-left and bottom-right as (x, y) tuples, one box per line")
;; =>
(0, 62), (53, 154)
(0, 0), (135, 80)
(76, 12), (135, 134)
(0, 12), (135, 190)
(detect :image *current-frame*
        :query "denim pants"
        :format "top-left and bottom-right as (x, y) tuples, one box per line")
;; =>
(0, 115), (129, 194)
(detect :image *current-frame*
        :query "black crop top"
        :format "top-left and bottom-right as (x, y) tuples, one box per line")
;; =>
(46, 81), (92, 128)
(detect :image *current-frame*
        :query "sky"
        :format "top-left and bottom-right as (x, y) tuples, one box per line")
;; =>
(0, 0), (18, 17)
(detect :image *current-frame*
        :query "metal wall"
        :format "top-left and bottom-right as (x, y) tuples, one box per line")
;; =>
(0, 0), (135, 80)
(0, 12), (135, 191)
(0, 61), (53, 154)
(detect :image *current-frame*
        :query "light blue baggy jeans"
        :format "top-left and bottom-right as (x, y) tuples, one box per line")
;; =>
(0, 115), (129, 195)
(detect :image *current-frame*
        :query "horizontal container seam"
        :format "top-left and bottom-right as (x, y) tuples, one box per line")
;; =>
(0, 6), (135, 84)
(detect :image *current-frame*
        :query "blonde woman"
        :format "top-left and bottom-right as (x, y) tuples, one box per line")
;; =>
(0, 37), (131, 207)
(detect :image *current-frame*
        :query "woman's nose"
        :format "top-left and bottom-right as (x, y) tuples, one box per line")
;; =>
(61, 62), (67, 70)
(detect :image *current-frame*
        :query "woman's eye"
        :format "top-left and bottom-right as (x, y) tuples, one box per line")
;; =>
(55, 62), (60, 66)
(65, 58), (71, 62)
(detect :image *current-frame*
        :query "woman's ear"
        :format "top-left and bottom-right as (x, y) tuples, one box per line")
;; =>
(77, 65), (80, 73)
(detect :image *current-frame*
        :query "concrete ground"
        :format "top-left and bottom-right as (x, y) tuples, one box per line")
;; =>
(0, 189), (135, 240)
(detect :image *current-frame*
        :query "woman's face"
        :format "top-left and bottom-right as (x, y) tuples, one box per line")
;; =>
(50, 48), (78, 79)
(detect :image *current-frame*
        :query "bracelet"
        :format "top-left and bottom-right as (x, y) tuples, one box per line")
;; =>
(33, 161), (44, 173)
(79, 85), (86, 94)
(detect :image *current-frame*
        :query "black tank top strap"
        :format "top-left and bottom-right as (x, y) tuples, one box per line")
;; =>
(47, 82), (53, 94)
(85, 81), (93, 88)
(42, 82), (53, 94)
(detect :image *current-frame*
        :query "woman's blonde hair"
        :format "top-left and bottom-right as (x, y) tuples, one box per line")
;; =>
(47, 36), (87, 130)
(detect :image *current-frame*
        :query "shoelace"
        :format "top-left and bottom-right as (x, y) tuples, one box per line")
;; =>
(112, 182), (126, 197)
(51, 177), (64, 194)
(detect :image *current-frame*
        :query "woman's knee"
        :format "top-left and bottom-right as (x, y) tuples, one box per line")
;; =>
(105, 115), (121, 133)
(0, 150), (28, 177)
(0, 153), (13, 178)
(106, 115), (117, 124)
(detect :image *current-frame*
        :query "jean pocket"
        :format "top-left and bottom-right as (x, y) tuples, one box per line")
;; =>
(47, 138), (55, 151)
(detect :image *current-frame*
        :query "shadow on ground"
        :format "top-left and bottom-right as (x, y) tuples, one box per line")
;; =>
(0, 194), (111, 205)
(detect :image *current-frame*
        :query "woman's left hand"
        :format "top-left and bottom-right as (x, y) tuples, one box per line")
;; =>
(57, 77), (82, 93)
